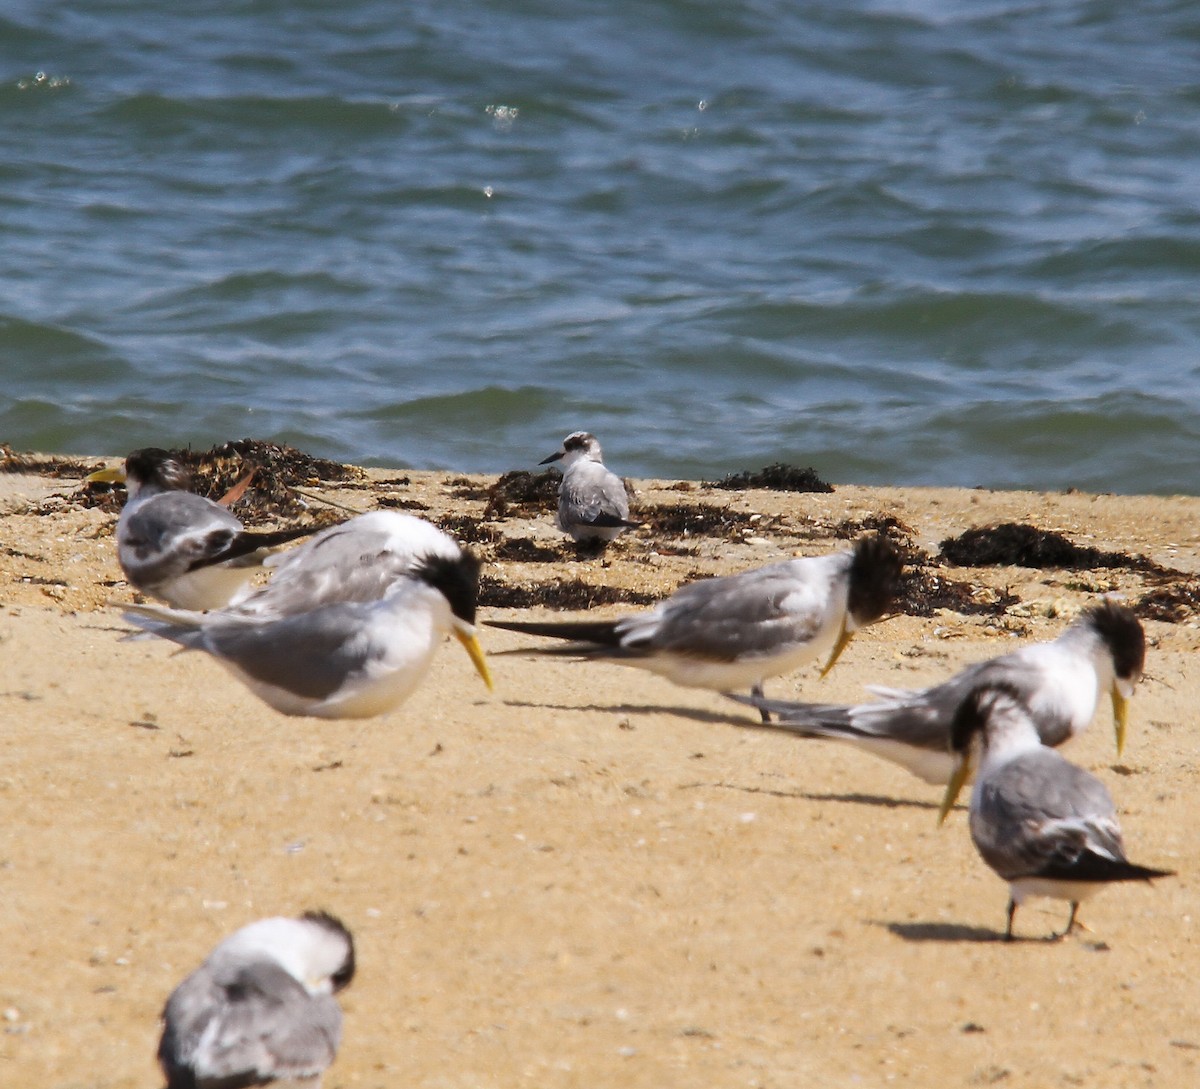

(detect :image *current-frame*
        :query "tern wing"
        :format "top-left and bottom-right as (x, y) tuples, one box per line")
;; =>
(163, 961), (340, 1087)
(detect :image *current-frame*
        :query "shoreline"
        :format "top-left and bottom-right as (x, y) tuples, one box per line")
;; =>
(1, 455), (1196, 1088)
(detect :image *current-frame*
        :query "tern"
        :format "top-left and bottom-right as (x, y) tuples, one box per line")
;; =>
(120, 511), (492, 718)
(87, 448), (318, 610)
(939, 684), (1173, 940)
(539, 431), (639, 544)
(158, 910), (355, 1089)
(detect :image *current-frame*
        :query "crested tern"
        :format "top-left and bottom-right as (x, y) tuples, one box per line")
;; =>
(539, 431), (639, 543)
(87, 447), (318, 610)
(158, 910), (355, 1089)
(120, 511), (492, 718)
(734, 600), (1144, 782)
(940, 684), (1173, 940)
(487, 534), (901, 717)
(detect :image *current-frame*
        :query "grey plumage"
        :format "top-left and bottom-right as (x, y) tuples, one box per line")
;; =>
(487, 535), (901, 713)
(158, 912), (355, 1089)
(946, 684), (1173, 940)
(89, 448), (317, 610)
(539, 431), (638, 543)
(733, 601), (1145, 783)
(121, 511), (492, 718)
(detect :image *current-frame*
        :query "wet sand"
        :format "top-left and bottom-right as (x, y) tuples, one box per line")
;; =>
(1, 460), (1196, 1088)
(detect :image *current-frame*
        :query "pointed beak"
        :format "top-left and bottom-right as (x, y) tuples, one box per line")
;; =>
(454, 627), (493, 691)
(938, 751), (973, 827)
(1111, 683), (1130, 757)
(819, 622), (854, 678)
(85, 465), (126, 485)
(538, 451), (564, 466)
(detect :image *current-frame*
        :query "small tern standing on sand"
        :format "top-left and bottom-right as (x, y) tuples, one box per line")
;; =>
(733, 600), (1144, 782)
(539, 431), (639, 544)
(158, 911), (355, 1089)
(487, 534), (901, 718)
(939, 684), (1173, 940)
(87, 447), (318, 610)
(120, 511), (492, 718)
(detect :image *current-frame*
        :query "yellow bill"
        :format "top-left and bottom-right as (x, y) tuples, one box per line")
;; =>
(1111, 685), (1129, 757)
(455, 628), (493, 691)
(819, 622), (854, 678)
(85, 464), (127, 485)
(938, 752), (973, 827)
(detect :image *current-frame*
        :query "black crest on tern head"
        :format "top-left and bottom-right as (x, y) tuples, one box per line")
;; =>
(846, 534), (903, 625)
(125, 447), (192, 491)
(1081, 600), (1145, 684)
(948, 681), (1026, 755)
(301, 909), (356, 992)
(413, 549), (482, 625)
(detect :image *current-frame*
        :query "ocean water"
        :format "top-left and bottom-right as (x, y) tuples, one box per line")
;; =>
(2, 0), (1200, 494)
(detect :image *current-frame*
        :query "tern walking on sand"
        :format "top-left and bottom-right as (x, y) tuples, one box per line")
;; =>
(488, 534), (901, 718)
(87, 447), (319, 610)
(120, 511), (492, 718)
(158, 911), (355, 1089)
(733, 600), (1144, 782)
(539, 431), (639, 544)
(939, 684), (1172, 940)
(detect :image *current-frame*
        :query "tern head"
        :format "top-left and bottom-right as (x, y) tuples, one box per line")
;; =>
(820, 534), (903, 677)
(412, 549), (493, 690)
(540, 431), (603, 468)
(223, 911), (356, 996)
(86, 447), (192, 499)
(938, 682), (1032, 825)
(1077, 600), (1145, 756)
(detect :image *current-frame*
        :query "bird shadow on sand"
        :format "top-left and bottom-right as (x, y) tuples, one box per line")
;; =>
(499, 699), (735, 726)
(882, 921), (1006, 944)
(693, 782), (940, 810)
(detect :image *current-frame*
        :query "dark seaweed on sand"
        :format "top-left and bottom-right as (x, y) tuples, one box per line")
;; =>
(0, 446), (100, 477)
(479, 574), (659, 610)
(478, 470), (561, 519)
(640, 502), (770, 541)
(707, 463), (834, 493)
(1135, 581), (1200, 623)
(939, 523), (1167, 575)
(899, 569), (1019, 618)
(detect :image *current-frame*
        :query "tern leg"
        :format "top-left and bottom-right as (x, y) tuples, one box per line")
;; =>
(1004, 898), (1017, 942)
(751, 682), (770, 724)
(1059, 902), (1082, 939)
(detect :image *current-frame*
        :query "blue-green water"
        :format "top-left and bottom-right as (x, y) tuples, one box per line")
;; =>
(3, 1), (1200, 493)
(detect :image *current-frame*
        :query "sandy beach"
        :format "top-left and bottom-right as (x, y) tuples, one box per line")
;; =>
(1, 451), (1196, 1089)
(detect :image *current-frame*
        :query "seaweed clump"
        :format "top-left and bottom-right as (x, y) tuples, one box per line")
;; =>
(480, 470), (561, 520)
(900, 569), (1019, 618)
(939, 523), (1166, 574)
(1, 446), (99, 477)
(1135, 581), (1200, 623)
(708, 463), (833, 493)
(80, 439), (360, 524)
(479, 574), (659, 610)
(641, 502), (769, 541)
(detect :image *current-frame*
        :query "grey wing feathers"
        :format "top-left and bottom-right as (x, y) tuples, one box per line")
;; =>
(161, 961), (340, 1087)
(123, 495), (243, 582)
(644, 563), (833, 661)
(560, 466), (631, 527)
(972, 752), (1121, 881)
(241, 525), (412, 617)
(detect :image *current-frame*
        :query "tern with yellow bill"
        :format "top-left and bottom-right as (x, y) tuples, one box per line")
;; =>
(487, 534), (901, 719)
(939, 683), (1172, 941)
(734, 600), (1143, 781)
(120, 511), (492, 718)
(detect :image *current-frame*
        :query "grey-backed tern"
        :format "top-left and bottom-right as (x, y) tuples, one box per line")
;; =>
(539, 431), (638, 544)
